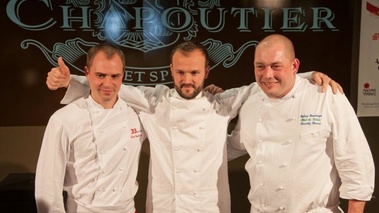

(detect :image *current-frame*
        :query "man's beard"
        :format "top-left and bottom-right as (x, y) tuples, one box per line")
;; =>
(174, 83), (203, 99)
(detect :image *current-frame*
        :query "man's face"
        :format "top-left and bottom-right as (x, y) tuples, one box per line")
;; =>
(170, 49), (210, 99)
(254, 43), (299, 99)
(85, 52), (124, 108)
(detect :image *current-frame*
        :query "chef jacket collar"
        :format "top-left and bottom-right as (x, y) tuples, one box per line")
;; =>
(85, 94), (124, 110)
(171, 88), (204, 100)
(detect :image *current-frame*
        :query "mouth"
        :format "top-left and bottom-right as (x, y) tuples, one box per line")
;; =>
(262, 82), (277, 87)
(100, 89), (114, 94)
(181, 84), (195, 89)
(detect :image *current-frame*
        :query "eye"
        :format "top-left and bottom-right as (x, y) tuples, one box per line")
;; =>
(96, 73), (105, 78)
(191, 71), (199, 76)
(272, 65), (281, 70)
(111, 74), (121, 79)
(255, 65), (264, 70)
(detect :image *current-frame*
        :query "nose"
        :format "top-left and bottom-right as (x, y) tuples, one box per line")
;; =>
(182, 73), (192, 84)
(103, 76), (112, 86)
(263, 67), (274, 78)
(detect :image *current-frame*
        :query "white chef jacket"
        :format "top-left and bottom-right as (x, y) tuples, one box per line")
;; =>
(35, 95), (146, 213)
(228, 76), (375, 213)
(61, 76), (259, 213)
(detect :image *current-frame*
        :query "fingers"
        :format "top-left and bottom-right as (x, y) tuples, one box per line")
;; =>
(57, 57), (70, 76)
(329, 80), (344, 94)
(46, 67), (63, 90)
(46, 63), (70, 90)
(321, 76), (331, 93)
(311, 71), (322, 86)
(212, 87), (224, 94)
(204, 84), (224, 95)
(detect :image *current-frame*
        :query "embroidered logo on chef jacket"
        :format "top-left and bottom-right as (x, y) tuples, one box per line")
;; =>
(130, 128), (143, 138)
(300, 114), (322, 126)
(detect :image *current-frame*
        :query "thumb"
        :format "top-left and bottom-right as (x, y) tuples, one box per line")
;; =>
(57, 57), (70, 76)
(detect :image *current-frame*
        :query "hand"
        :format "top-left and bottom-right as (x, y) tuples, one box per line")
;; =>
(311, 71), (344, 94)
(204, 84), (224, 95)
(347, 199), (365, 213)
(46, 57), (71, 90)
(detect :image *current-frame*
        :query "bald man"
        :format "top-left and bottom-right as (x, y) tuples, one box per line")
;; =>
(227, 34), (375, 213)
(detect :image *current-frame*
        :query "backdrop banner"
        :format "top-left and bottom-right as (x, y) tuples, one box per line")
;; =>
(1, 0), (355, 125)
(357, 0), (379, 117)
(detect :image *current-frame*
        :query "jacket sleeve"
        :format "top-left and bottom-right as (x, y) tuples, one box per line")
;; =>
(331, 93), (375, 201)
(297, 71), (314, 81)
(213, 83), (259, 119)
(227, 116), (248, 161)
(35, 115), (69, 213)
(60, 75), (160, 113)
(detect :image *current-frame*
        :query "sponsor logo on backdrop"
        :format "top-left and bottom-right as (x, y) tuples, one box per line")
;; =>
(6, 0), (339, 85)
(367, 1), (379, 16)
(363, 83), (377, 96)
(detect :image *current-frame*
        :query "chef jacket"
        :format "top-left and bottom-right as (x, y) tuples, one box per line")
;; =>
(61, 75), (259, 212)
(35, 95), (145, 213)
(228, 76), (375, 213)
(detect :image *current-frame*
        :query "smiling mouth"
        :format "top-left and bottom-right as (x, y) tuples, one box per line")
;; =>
(262, 82), (277, 86)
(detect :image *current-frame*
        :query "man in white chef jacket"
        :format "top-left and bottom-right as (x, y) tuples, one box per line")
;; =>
(227, 34), (375, 213)
(45, 40), (341, 213)
(35, 43), (146, 213)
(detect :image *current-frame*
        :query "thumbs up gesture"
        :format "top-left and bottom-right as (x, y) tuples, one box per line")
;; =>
(46, 57), (71, 90)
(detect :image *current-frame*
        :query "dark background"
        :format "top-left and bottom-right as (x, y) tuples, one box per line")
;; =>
(1, 0), (354, 126)
(0, 0), (377, 212)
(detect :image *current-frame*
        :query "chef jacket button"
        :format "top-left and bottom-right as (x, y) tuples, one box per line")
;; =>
(197, 148), (202, 152)
(258, 140), (262, 143)
(176, 169), (181, 173)
(292, 117), (296, 120)
(172, 126), (178, 130)
(194, 169), (200, 173)
(259, 183), (264, 187)
(113, 188), (117, 192)
(288, 140), (293, 144)
(278, 186), (284, 191)
(177, 192), (181, 195)
(119, 167), (124, 171)
(172, 106), (176, 110)
(192, 191), (197, 195)
(261, 203), (266, 207)
(258, 118), (262, 122)
(173, 147), (179, 151)
(258, 160), (262, 164)
(279, 206), (285, 210)
(124, 147), (127, 151)
(280, 163), (288, 168)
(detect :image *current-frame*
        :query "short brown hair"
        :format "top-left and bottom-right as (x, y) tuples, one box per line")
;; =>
(86, 43), (125, 69)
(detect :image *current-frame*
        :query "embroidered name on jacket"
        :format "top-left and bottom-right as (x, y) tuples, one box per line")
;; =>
(131, 128), (143, 138)
(300, 114), (322, 126)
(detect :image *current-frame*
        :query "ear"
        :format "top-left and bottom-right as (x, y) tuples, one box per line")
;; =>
(170, 63), (174, 78)
(292, 58), (300, 75)
(204, 65), (210, 79)
(84, 66), (89, 77)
